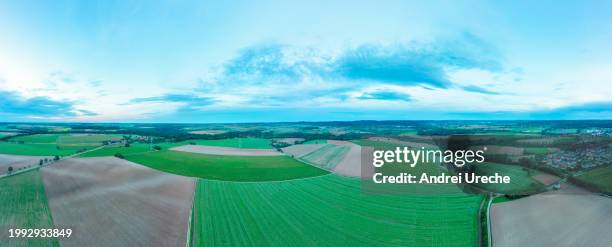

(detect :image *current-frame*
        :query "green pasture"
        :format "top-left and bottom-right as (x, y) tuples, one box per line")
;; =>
(125, 150), (328, 181)
(190, 138), (272, 148)
(0, 142), (95, 156)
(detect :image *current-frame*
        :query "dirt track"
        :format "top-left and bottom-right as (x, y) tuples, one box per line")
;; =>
(41, 157), (195, 247)
(172, 145), (283, 156)
(491, 184), (612, 247)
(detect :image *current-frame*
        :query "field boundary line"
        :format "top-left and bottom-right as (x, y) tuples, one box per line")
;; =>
(487, 195), (494, 247)
(186, 179), (196, 247)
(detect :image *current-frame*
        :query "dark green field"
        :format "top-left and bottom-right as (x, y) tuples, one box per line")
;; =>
(125, 150), (328, 181)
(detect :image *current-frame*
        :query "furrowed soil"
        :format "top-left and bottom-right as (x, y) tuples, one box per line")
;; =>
(491, 184), (612, 247)
(40, 157), (195, 247)
(0, 154), (51, 176)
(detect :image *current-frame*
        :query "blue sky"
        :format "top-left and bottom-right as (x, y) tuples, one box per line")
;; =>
(0, 0), (611, 122)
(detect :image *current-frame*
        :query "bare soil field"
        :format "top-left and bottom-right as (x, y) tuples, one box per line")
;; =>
(281, 144), (325, 157)
(172, 145), (283, 156)
(532, 173), (561, 185)
(189, 130), (226, 135)
(368, 137), (438, 148)
(328, 140), (364, 177)
(491, 184), (612, 247)
(284, 142), (369, 178)
(41, 157), (195, 247)
(0, 154), (50, 175)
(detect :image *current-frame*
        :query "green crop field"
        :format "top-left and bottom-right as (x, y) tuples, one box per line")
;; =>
(11, 133), (121, 144)
(0, 170), (59, 247)
(190, 138), (272, 148)
(474, 163), (544, 194)
(58, 134), (123, 144)
(11, 134), (62, 143)
(191, 175), (482, 247)
(124, 150), (328, 181)
(78, 144), (156, 157)
(523, 147), (550, 155)
(0, 142), (95, 156)
(575, 165), (612, 194)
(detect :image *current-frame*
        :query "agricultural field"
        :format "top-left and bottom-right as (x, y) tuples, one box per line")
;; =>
(0, 154), (51, 175)
(575, 165), (612, 194)
(191, 175), (483, 247)
(0, 142), (94, 156)
(0, 170), (59, 247)
(0, 134), (119, 156)
(283, 141), (363, 177)
(491, 185), (612, 247)
(172, 145), (282, 156)
(473, 163), (545, 194)
(0, 132), (17, 138)
(190, 138), (272, 148)
(125, 150), (328, 181)
(303, 139), (327, 144)
(300, 144), (350, 170)
(41, 157), (195, 247)
(77, 144), (155, 157)
(10, 133), (122, 144)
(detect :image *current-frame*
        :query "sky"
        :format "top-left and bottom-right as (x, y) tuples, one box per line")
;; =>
(0, 0), (611, 122)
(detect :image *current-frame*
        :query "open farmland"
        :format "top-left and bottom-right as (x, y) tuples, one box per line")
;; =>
(300, 144), (350, 169)
(0, 154), (51, 175)
(77, 144), (154, 157)
(192, 175), (483, 247)
(0, 142), (95, 156)
(0, 170), (59, 247)
(282, 144), (326, 158)
(474, 163), (544, 194)
(327, 140), (363, 177)
(10, 133), (121, 144)
(125, 150), (328, 181)
(190, 138), (272, 148)
(172, 145), (282, 156)
(491, 185), (612, 247)
(283, 141), (363, 177)
(574, 165), (612, 194)
(41, 157), (195, 247)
